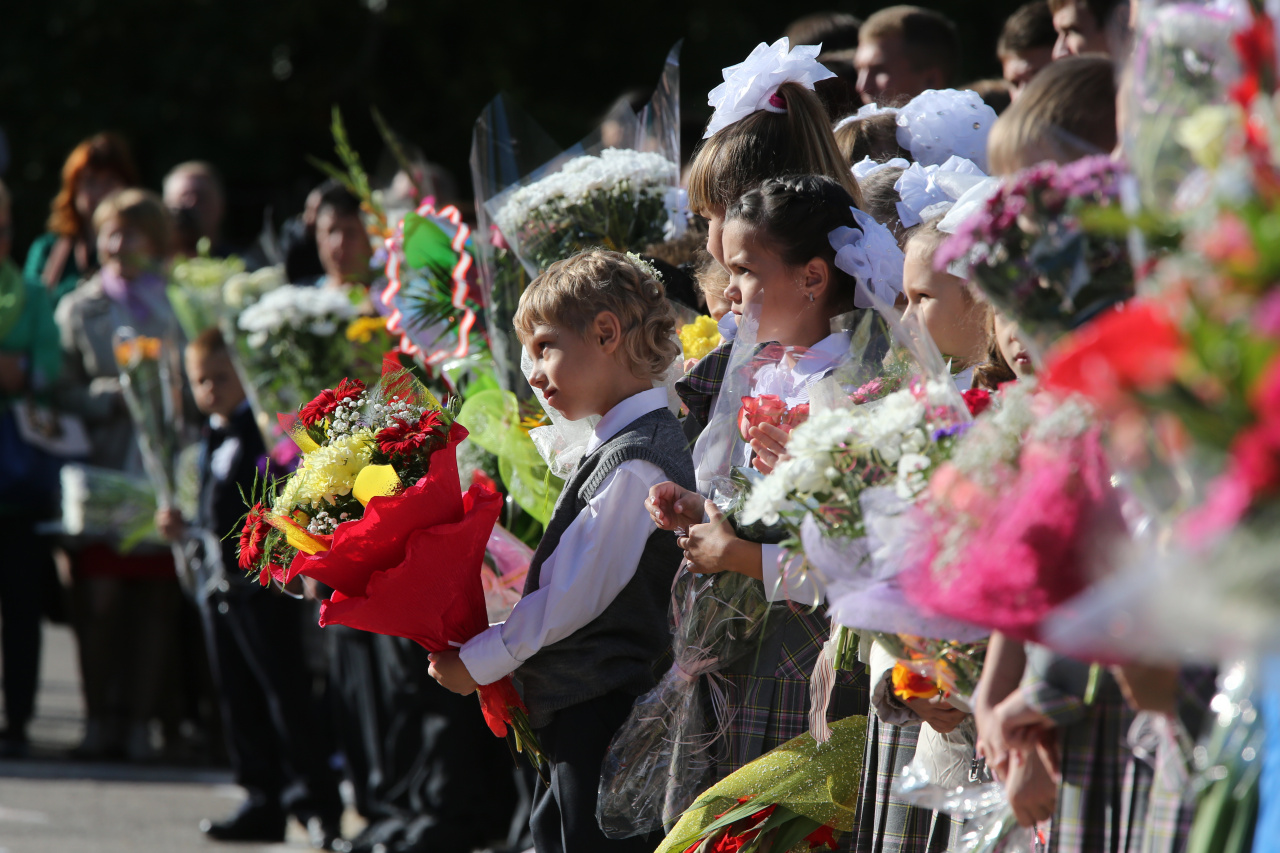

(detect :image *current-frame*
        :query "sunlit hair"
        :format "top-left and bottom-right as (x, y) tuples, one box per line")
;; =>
(987, 55), (1117, 175)
(857, 166), (908, 244)
(686, 82), (865, 215)
(48, 133), (140, 239)
(187, 327), (231, 362)
(998, 0), (1056, 56)
(92, 188), (174, 260)
(974, 312), (1017, 389)
(514, 249), (678, 381)
(833, 112), (911, 165)
(860, 5), (961, 83)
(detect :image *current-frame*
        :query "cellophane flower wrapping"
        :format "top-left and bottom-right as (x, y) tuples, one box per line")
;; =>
(652, 715), (867, 853)
(456, 387), (563, 526)
(113, 329), (191, 509)
(597, 566), (772, 838)
(937, 156), (1135, 357)
(902, 383), (1126, 644)
(59, 463), (163, 551)
(227, 283), (391, 446)
(237, 360), (542, 761)
(167, 252), (246, 340)
(470, 44), (680, 394)
(1034, 18), (1280, 662)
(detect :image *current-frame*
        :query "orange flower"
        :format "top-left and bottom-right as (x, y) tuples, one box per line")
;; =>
(891, 662), (941, 701)
(113, 335), (163, 366)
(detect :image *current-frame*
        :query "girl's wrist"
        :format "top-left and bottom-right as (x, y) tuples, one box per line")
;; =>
(727, 538), (764, 580)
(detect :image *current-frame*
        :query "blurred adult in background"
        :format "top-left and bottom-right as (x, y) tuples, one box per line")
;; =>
(24, 133), (138, 306)
(783, 12), (863, 118)
(279, 183), (327, 284)
(0, 178), (61, 757)
(163, 161), (229, 259)
(854, 6), (960, 106)
(52, 189), (185, 762)
(314, 183), (373, 288)
(999, 1), (1058, 99)
(1050, 0), (1129, 58)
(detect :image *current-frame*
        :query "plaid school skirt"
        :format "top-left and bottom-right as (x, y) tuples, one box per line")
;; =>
(853, 715), (957, 853)
(715, 603), (870, 776)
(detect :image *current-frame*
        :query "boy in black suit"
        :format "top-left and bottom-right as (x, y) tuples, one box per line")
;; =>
(157, 329), (343, 849)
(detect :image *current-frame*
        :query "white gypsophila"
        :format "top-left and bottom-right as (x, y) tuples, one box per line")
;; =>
(895, 452), (933, 501)
(237, 284), (360, 343)
(492, 148), (679, 240)
(739, 407), (861, 525)
(1029, 396), (1094, 443)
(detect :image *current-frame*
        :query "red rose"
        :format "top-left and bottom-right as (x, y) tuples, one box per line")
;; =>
(783, 403), (811, 429)
(299, 378), (367, 427)
(961, 388), (992, 417)
(738, 395), (787, 440)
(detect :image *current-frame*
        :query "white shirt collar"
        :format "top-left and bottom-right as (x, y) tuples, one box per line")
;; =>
(586, 387), (670, 455)
(793, 331), (852, 381)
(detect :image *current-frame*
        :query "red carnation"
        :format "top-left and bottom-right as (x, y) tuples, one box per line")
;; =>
(237, 503), (270, 570)
(961, 388), (992, 417)
(299, 378), (367, 427)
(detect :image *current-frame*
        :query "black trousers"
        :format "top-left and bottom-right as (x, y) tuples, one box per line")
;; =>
(328, 627), (517, 853)
(199, 585), (342, 822)
(0, 516), (45, 735)
(530, 691), (656, 853)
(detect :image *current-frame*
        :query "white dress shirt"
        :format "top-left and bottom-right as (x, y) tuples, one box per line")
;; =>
(459, 387), (670, 686)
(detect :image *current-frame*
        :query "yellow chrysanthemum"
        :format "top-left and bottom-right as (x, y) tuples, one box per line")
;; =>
(678, 315), (721, 362)
(291, 430), (375, 507)
(346, 316), (389, 344)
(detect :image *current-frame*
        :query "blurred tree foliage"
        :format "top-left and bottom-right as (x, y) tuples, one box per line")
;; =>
(0, 0), (1025, 256)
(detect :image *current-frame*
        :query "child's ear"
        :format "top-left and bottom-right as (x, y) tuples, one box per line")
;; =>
(802, 258), (831, 306)
(593, 311), (623, 353)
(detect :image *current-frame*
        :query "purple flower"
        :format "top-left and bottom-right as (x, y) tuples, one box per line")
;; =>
(932, 423), (973, 441)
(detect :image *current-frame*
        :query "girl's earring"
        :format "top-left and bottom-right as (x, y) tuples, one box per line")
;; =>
(807, 292), (815, 303)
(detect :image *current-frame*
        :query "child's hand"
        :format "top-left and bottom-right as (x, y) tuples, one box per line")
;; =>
(647, 481), (706, 531)
(1006, 743), (1058, 827)
(427, 649), (478, 696)
(678, 501), (761, 579)
(155, 508), (186, 542)
(749, 422), (792, 474)
(904, 694), (969, 734)
(994, 688), (1055, 751)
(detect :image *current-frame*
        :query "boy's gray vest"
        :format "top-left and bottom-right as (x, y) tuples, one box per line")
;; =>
(515, 407), (696, 728)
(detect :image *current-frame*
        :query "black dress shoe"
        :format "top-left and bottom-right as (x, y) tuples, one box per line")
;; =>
(200, 805), (287, 843)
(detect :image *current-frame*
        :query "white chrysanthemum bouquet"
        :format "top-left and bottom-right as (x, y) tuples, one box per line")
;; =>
(490, 148), (679, 273)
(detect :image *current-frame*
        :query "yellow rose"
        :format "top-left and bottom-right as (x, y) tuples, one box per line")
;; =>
(678, 315), (722, 363)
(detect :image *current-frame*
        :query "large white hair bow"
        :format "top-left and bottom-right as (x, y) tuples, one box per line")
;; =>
(833, 102), (900, 133)
(852, 156), (910, 182)
(893, 156), (991, 229)
(704, 38), (836, 139)
(828, 208), (905, 309)
(895, 89), (998, 170)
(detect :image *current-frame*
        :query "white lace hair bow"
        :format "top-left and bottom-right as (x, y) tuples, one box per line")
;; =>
(852, 156), (910, 182)
(895, 89), (998, 170)
(704, 38), (836, 139)
(833, 102), (900, 134)
(894, 156), (990, 229)
(828, 208), (905, 309)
